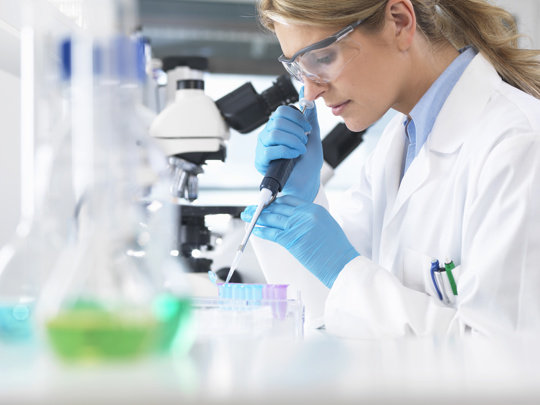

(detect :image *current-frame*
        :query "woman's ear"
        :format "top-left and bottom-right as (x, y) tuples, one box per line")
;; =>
(386, 0), (416, 51)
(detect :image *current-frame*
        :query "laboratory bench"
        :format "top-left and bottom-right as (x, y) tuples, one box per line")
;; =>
(1, 328), (540, 405)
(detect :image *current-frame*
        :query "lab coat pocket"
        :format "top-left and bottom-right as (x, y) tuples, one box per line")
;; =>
(402, 248), (438, 298)
(402, 250), (463, 302)
(402, 248), (462, 305)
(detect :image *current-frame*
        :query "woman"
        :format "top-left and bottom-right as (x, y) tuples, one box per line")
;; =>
(241, 0), (540, 338)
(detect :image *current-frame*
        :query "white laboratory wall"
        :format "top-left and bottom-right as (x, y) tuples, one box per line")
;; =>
(495, 0), (540, 48)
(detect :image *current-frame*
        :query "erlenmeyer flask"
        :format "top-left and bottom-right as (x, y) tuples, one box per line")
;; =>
(35, 0), (193, 362)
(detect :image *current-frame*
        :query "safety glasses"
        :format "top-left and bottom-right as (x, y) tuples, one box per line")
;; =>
(278, 20), (363, 84)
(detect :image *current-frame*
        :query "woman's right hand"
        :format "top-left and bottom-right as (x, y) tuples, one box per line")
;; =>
(255, 97), (323, 202)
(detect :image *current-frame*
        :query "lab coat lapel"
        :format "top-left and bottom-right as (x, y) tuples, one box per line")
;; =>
(391, 148), (431, 218)
(382, 122), (406, 212)
(379, 124), (431, 231)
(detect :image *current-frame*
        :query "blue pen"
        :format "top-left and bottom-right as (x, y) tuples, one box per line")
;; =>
(430, 258), (443, 301)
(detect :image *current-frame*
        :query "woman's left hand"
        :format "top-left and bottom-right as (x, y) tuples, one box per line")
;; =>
(241, 195), (359, 288)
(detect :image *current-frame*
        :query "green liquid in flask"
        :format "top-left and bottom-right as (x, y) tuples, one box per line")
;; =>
(153, 295), (193, 354)
(46, 295), (192, 361)
(46, 306), (156, 361)
(0, 303), (34, 343)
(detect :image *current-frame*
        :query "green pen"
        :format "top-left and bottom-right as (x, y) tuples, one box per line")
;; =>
(444, 257), (458, 296)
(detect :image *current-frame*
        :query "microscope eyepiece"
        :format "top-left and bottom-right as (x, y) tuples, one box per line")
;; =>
(215, 74), (299, 134)
(259, 74), (299, 113)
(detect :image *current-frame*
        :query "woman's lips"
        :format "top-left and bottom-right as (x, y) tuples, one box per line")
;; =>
(330, 100), (350, 116)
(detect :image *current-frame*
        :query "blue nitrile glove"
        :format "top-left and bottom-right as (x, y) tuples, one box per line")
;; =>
(255, 87), (322, 202)
(241, 195), (359, 289)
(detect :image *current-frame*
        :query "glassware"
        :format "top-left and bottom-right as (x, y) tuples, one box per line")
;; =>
(32, 0), (193, 362)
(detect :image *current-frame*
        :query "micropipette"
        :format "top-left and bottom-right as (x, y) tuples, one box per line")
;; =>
(225, 99), (315, 283)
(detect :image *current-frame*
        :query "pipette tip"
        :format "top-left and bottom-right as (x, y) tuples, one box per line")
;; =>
(225, 250), (242, 283)
(299, 98), (315, 111)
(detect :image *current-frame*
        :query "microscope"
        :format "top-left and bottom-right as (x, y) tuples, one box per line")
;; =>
(149, 56), (299, 281)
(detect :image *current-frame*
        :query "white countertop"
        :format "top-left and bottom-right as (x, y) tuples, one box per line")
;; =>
(2, 329), (540, 405)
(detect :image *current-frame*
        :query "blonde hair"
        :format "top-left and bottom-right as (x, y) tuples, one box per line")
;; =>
(257, 0), (540, 99)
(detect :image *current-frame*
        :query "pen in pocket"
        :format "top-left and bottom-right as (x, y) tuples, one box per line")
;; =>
(444, 257), (458, 296)
(429, 258), (443, 301)
(430, 257), (456, 303)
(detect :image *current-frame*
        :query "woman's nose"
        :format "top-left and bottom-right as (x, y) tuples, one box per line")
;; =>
(301, 78), (326, 102)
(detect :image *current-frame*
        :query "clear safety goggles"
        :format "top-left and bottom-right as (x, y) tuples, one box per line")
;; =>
(278, 20), (363, 84)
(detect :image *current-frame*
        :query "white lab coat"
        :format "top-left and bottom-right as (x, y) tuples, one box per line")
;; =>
(251, 54), (540, 338)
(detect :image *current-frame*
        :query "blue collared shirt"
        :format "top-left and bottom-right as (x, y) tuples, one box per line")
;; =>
(402, 47), (477, 177)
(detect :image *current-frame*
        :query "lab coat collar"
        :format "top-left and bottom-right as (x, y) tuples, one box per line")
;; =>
(427, 54), (503, 154)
